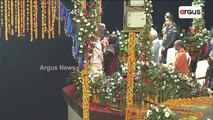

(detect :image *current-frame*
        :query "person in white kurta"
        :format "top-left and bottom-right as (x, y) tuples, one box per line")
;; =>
(89, 41), (103, 75)
(149, 29), (162, 64)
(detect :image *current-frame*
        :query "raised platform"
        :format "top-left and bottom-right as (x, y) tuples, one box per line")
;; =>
(63, 84), (125, 120)
(63, 84), (213, 120)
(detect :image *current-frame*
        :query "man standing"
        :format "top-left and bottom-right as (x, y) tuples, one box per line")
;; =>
(161, 12), (178, 63)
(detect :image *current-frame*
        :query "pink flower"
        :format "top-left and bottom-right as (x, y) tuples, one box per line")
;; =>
(181, 29), (186, 33)
(84, 13), (89, 18)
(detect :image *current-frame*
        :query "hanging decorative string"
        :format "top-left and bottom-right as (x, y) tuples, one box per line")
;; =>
(10, 0), (14, 35)
(17, 0), (20, 37)
(99, 0), (102, 22)
(44, 1), (47, 34)
(0, 0), (71, 40)
(51, 0), (55, 39)
(58, 0), (61, 35)
(125, 32), (136, 120)
(0, 1), (4, 31)
(41, 0), (45, 39)
(14, 0), (17, 33)
(41, 0), (47, 39)
(7, 0), (11, 35)
(48, 0), (51, 39)
(26, 0), (30, 33)
(30, 0), (33, 41)
(33, 0), (38, 39)
(20, 0), (23, 36)
(4, 0), (8, 40)
(22, 0), (25, 36)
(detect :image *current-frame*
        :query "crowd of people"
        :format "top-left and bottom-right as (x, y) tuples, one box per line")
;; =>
(88, 23), (121, 79)
(150, 12), (213, 88)
(88, 12), (213, 89)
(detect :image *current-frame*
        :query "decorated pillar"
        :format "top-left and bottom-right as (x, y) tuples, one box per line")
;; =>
(125, 32), (136, 120)
(80, 1), (90, 120)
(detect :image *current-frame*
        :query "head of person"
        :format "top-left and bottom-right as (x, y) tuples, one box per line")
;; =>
(164, 11), (172, 19)
(148, 28), (158, 40)
(96, 23), (107, 39)
(174, 40), (184, 51)
(108, 34), (117, 45)
(164, 12), (173, 26)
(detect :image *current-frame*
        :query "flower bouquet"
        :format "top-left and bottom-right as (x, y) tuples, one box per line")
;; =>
(146, 104), (174, 120)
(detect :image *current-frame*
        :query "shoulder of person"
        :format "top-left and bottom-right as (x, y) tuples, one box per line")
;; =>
(171, 25), (177, 32)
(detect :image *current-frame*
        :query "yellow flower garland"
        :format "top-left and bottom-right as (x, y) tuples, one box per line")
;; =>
(22, 0), (25, 36)
(81, 62), (90, 120)
(17, 0), (20, 37)
(30, 0), (33, 41)
(26, 0), (29, 33)
(41, 0), (46, 39)
(34, 0), (38, 39)
(58, 0), (61, 35)
(125, 32), (136, 120)
(20, 0), (23, 36)
(7, 0), (11, 35)
(163, 96), (213, 117)
(4, 0), (8, 40)
(48, 0), (51, 39)
(11, 0), (14, 35)
(81, 1), (90, 120)
(51, 0), (55, 39)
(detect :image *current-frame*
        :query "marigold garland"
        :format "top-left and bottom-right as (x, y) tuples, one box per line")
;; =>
(7, 0), (11, 35)
(20, 0), (23, 36)
(99, 0), (102, 21)
(14, 0), (17, 33)
(125, 32), (136, 120)
(11, 0), (14, 35)
(26, 0), (30, 32)
(17, 0), (20, 37)
(163, 96), (213, 117)
(82, 0), (86, 10)
(4, 0), (8, 40)
(81, 62), (90, 120)
(81, 1), (90, 119)
(41, 0), (45, 39)
(58, 0), (61, 35)
(51, 0), (55, 39)
(22, 0), (25, 36)
(48, 0), (51, 39)
(30, 0), (33, 41)
(33, 0), (38, 39)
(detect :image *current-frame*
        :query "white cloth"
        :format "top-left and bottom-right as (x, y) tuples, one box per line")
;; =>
(196, 60), (209, 87)
(90, 42), (103, 64)
(209, 49), (213, 58)
(89, 42), (103, 73)
(196, 60), (209, 79)
(186, 52), (191, 66)
(166, 47), (177, 65)
(151, 38), (162, 64)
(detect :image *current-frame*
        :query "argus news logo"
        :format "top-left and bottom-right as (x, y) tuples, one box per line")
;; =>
(179, 6), (202, 19)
